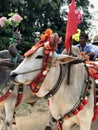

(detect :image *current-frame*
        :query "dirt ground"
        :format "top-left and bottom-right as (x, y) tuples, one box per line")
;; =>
(0, 98), (98, 130)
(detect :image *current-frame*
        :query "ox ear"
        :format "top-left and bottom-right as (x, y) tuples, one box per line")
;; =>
(56, 54), (78, 64)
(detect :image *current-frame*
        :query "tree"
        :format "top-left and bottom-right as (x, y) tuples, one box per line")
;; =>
(0, 0), (94, 53)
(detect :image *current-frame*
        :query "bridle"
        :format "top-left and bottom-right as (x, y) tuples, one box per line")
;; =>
(14, 68), (42, 75)
(45, 64), (66, 99)
(29, 46), (53, 94)
(23, 29), (62, 94)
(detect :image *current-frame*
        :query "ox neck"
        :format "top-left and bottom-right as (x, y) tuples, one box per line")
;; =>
(47, 64), (93, 122)
(45, 64), (65, 99)
(36, 63), (63, 97)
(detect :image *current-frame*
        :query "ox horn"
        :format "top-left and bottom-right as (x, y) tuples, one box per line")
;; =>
(0, 59), (15, 68)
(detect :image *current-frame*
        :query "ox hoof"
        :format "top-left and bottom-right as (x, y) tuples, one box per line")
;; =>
(45, 126), (52, 130)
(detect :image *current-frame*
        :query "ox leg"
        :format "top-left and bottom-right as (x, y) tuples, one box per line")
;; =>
(79, 114), (92, 130)
(45, 114), (57, 130)
(4, 101), (16, 130)
(79, 120), (92, 130)
(62, 122), (72, 130)
(0, 110), (8, 130)
(2, 121), (7, 130)
(79, 108), (93, 130)
(3, 111), (13, 130)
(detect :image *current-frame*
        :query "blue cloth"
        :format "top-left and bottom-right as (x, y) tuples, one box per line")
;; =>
(76, 43), (95, 53)
(92, 45), (98, 60)
(56, 44), (62, 54)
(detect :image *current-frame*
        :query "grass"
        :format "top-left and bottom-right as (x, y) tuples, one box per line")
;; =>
(15, 98), (49, 116)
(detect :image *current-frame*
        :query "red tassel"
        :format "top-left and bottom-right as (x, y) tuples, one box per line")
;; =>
(30, 82), (36, 87)
(13, 121), (16, 125)
(82, 98), (88, 105)
(56, 120), (62, 130)
(95, 105), (98, 110)
(47, 100), (50, 106)
(95, 110), (98, 116)
(0, 92), (11, 102)
(72, 109), (78, 115)
(15, 93), (23, 107)
(92, 116), (96, 122)
(78, 104), (84, 110)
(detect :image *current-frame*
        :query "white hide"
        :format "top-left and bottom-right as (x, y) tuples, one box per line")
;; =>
(11, 47), (44, 84)
(11, 46), (94, 130)
(11, 47), (78, 84)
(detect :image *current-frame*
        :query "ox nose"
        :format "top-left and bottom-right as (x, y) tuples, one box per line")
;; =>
(10, 72), (18, 78)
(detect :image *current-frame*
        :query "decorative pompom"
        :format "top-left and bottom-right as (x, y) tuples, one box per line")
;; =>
(45, 50), (50, 55)
(88, 85), (92, 89)
(44, 28), (53, 36)
(36, 85), (41, 89)
(89, 80), (92, 84)
(96, 102), (98, 106)
(49, 51), (53, 57)
(31, 82), (36, 87)
(78, 104), (84, 110)
(82, 97), (88, 105)
(42, 70), (48, 75)
(44, 41), (51, 49)
(40, 28), (52, 41)
(92, 116), (96, 122)
(96, 84), (98, 88)
(47, 100), (50, 106)
(64, 115), (70, 120)
(40, 34), (48, 41)
(72, 109), (78, 115)
(9, 90), (12, 93)
(85, 80), (88, 83)
(95, 110), (98, 116)
(86, 91), (91, 96)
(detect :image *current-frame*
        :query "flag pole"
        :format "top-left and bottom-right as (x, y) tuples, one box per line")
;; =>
(69, 36), (73, 55)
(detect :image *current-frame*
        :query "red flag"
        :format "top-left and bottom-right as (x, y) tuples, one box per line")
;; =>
(65, 0), (77, 53)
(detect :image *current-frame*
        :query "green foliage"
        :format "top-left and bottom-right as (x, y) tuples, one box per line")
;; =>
(0, 0), (94, 53)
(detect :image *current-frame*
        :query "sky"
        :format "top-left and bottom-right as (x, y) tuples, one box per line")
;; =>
(89, 0), (98, 37)
(61, 0), (98, 38)
(90, 0), (97, 11)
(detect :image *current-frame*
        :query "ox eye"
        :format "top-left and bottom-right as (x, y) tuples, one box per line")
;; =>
(36, 55), (43, 59)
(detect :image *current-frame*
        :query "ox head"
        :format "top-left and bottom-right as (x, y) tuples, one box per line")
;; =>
(10, 29), (79, 92)
(0, 58), (15, 88)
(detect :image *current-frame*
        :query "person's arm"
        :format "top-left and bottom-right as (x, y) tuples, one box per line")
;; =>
(85, 45), (95, 60)
(87, 52), (95, 60)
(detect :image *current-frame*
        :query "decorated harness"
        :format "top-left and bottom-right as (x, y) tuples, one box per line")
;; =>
(23, 28), (98, 130)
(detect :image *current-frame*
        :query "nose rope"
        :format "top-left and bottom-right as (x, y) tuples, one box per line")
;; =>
(14, 68), (42, 75)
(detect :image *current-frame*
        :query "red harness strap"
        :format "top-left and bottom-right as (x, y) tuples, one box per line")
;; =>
(0, 84), (14, 102)
(56, 120), (63, 130)
(86, 61), (98, 121)
(15, 84), (23, 107)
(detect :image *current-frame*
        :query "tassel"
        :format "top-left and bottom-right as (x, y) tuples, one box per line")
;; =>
(92, 116), (96, 122)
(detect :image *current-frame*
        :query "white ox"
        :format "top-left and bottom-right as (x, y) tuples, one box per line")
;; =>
(0, 50), (53, 130)
(10, 34), (95, 130)
(0, 62), (39, 130)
